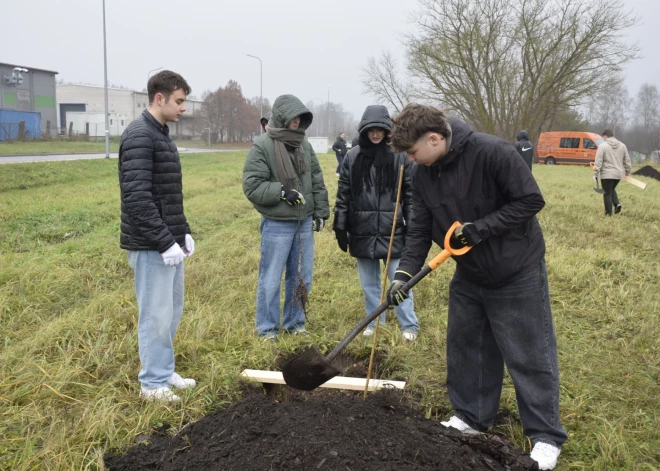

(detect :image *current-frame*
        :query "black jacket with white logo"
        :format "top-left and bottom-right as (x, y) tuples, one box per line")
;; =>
(515, 130), (534, 170)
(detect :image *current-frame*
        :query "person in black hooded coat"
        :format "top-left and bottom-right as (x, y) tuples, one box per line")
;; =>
(515, 130), (534, 170)
(333, 105), (419, 339)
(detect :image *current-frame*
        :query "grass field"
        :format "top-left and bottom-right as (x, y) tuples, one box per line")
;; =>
(0, 153), (658, 470)
(0, 140), (251, 156)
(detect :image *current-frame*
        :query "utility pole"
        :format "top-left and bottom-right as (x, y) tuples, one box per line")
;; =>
(102, 0), (110, 158)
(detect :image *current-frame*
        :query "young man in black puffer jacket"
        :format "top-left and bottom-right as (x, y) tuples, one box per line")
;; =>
(119, 70), (196, 402)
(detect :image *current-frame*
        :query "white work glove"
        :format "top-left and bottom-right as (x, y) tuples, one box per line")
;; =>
(161, 243), (185, 266)
(184, 234), (195, 257)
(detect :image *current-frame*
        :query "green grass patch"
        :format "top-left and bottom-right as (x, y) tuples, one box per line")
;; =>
(0, 140), (251, 156)
(0, 141), (121, 156)
(1, 156), (659, 470)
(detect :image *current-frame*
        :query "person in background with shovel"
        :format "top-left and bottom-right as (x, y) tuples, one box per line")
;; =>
(243, 94), (329, 341)
(593, 129), (631, 216)
(385, 104), (567, 470)
(333, 105), (419, 340)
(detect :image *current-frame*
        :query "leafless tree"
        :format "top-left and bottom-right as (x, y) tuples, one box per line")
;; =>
(363, 0), (638, 143)
(587, 77), (631, 134)
(634, 84), (660, 155)
(361, 52), (416, 113)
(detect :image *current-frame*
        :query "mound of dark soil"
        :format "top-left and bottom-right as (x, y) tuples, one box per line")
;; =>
(105, 388), (538, 471)
(633, 165), (660, 182)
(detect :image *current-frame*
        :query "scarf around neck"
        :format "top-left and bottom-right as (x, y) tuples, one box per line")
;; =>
(267, 126), (307, 190)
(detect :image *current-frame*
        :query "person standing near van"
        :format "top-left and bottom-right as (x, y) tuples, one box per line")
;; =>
(593, 129), (631, 216)
(515, 130), (534, 170)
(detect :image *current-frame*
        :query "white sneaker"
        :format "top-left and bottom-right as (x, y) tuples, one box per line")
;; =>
(140, 387), (181, 402)
(363, 327), (374, 336)
(402, 330), (418, 341)
(168, 372), (196, 390)
(530, 442), (560, 470)
(440, 416), (481, 435)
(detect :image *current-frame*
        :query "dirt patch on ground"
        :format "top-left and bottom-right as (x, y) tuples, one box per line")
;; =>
(633, 165), (660, 182)
(105, 386), (538, 471)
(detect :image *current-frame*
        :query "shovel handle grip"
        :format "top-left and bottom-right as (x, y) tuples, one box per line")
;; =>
(325, 222), (472, 362)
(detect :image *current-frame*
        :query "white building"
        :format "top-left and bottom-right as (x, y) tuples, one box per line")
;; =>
(66, 111), (128, 137)
(56, 84), (202, 138)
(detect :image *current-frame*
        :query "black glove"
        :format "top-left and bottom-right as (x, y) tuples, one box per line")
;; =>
(313, 218), (325, 232)
(454, 223), (482, 247)
(334, 229), (348, 252)
(281, 186), (306, 205)
(386, 280), (408, 306)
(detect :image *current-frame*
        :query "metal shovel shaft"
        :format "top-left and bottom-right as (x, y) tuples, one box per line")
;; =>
(281, 221), (471, 391)
(325, 264), (433, 363)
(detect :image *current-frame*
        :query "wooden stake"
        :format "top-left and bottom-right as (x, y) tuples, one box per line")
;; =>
(364, 164), (406, 399)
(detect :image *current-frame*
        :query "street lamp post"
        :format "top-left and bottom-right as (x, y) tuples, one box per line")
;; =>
(102, 0), (110, 158)
(311, 98), (324, 136)
(245, 53), (263, 135)
(147, 67), (164, 82)
(327, 85), (331, 138)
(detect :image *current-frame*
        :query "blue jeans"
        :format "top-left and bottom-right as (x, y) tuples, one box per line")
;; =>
(127, 250), (184, 389)
(356, 258), (419, 332)
(447, 259), (567, 447)
(335, 155), (344, 174)
(256, 217), (314, 336)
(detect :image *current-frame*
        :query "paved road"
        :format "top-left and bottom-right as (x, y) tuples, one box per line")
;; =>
(0, 147), (232, 164)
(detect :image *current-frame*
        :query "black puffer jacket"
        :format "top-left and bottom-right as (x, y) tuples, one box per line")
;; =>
(118, 110), (190, 253)
(515, 130), (534, 170)
(334, 105), (414, 260)
(397, 119), (545, 288)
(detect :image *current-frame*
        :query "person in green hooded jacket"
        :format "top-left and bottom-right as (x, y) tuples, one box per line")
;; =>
(243, 94), (330, 340)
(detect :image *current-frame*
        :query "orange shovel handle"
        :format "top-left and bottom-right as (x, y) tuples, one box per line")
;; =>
(428, 221), (472, 269)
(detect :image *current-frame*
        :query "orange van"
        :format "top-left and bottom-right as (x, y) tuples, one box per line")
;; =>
(536, 131), (604, 165)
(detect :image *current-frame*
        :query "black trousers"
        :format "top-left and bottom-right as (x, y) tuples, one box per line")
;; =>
(601, 179), (620, 215)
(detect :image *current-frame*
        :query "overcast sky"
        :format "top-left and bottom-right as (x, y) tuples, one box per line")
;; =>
(2, 0), (658, 122)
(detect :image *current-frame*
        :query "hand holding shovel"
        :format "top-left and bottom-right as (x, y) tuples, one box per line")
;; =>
(281, 221), (473, 391)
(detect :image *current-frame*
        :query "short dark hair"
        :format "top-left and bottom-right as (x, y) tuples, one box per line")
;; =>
(602, 129), (614, 138)
(390, 104), (451, 152)
(147, 70), (191, 104)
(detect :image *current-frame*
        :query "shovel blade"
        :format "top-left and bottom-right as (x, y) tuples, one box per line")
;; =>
(594, 188), (605, 194)
(281, 346), (341, 391)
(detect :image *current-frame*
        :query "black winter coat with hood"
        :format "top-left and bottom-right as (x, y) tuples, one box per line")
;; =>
(397, 119), (546, 288)
(118, 109), (191, 253)
(334, 105), (414, 260)
(515, 130), (534, 170)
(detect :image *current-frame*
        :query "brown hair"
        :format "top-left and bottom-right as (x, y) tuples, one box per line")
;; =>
(390, 104), (451, 152)
(602, 129), (614, 138)
(148, 70), (191, 104)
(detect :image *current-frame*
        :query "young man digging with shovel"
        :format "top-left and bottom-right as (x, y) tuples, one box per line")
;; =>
(385, 104), (567, 470)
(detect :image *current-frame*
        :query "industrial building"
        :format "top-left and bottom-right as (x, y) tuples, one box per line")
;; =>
(0, 62), (58, 139)
(56, 84), (202, 138)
